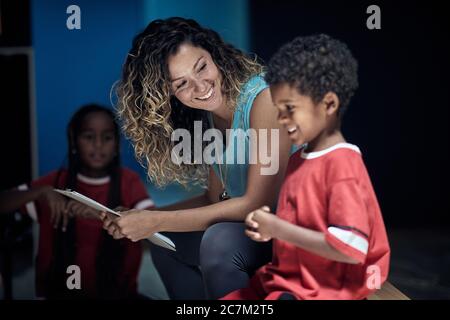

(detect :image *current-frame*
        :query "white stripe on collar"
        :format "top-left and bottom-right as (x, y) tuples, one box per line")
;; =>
(301, 142), (361, 160)
(77, 173), (110, 185)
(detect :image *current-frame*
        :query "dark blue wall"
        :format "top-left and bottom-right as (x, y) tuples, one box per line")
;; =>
(31, 0), (249, 205)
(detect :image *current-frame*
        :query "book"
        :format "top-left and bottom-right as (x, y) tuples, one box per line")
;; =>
(54, 189), (176, 251)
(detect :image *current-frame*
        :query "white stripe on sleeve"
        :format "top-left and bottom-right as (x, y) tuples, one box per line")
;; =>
(328, 226), (369, 255)
(134, 198), (155, 210)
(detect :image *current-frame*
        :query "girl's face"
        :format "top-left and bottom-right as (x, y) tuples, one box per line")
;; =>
(76, 112), (117, 176)
(168, 43), (224, 112)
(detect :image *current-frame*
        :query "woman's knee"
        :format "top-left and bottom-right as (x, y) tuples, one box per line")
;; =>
(199, 222), (245, 269)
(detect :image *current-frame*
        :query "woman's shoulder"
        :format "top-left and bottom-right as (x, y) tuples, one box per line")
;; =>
(237, 74), (269, 129)
(240, 74), (268, 98)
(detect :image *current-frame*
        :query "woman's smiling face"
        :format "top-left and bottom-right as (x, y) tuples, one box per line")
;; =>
(168, 43), (224, 112)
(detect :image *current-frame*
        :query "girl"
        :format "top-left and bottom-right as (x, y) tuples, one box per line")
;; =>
(0, 104), (154, 299)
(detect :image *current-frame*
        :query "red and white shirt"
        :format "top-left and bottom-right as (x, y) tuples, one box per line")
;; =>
(222, 143), (390, 300)
(18, 167), (154, 298)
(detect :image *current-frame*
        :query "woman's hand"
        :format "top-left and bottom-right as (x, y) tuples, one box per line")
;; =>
(100, 212), (124, 239)
(245, 206), (279, 242)
(115, 209), (163, 242)
(100, 207), (130, 239)
(101, 209), (162, 242)
(41, 188), (70, 231)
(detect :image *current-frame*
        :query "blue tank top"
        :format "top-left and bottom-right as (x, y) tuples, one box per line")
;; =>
(210, 75), (269, 198)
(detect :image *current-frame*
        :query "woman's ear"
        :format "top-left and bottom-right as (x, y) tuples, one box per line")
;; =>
(322, 92), (340, 116)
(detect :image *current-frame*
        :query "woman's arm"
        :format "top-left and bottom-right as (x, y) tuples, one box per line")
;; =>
(158, 194), (210, 211)
(157, 165), (221, 211)
(106, 88), (292, 240)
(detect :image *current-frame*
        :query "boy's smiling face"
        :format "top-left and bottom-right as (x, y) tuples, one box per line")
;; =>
(270, 83), (329, 146)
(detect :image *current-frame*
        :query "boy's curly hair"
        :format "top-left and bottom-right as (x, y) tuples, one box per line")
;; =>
(265, 34), (358, 114)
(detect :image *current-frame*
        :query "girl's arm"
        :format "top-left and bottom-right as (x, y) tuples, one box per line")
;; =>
(0, 186), (70, 231)
(105, 89), (292, 240)
(0, 186), (52, 213)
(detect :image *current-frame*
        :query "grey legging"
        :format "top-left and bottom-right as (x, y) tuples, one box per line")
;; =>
(149, 222), (272, 299)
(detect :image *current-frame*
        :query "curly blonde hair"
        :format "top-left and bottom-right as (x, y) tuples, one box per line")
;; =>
(115, 17), (263, 188)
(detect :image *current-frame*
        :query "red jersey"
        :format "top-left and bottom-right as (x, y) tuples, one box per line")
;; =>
(222, 143), (390, 300)
(18, 167), (154, 298)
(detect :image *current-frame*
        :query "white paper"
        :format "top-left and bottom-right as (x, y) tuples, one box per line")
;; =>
(55, 189), (176, 251)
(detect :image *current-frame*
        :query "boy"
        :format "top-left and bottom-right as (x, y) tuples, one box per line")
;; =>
(222, 34), (390, 300)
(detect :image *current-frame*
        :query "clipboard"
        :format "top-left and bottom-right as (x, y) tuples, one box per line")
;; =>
(54, 189), (176, 251)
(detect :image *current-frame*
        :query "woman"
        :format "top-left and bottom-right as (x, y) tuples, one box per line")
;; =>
(103, 17), (291, 299)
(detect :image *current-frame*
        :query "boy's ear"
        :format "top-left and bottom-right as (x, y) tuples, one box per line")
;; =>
(322, 92), (340, 116)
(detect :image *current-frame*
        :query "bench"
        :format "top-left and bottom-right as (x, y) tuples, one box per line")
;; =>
(367, 281), (410, 300)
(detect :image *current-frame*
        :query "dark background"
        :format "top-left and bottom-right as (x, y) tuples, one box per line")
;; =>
(250, 0), (450, 228)
(0, 0), (32, 189)
(2, 0), (448, 228)
(0, 0), (449, 299)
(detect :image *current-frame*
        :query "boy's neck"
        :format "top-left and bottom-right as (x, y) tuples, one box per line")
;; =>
(305, 128), (346, 153)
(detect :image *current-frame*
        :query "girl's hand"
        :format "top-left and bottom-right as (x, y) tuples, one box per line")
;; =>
(113, 206), (129, 213)
(114, 209), (162, 242)
(41, 188), (70, 231)
(66, 200), (100, 220)
(245, 206), (278, 242)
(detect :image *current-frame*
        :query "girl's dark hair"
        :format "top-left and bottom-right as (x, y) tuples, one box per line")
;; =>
(49, 104), (127, 299)
(115, 17), (264, 188)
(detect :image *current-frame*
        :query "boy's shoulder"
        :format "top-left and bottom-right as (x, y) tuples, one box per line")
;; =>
(323, 144), (363, 163)
(288, 143), (362, 164)
(289, 143), (368, 182)
(320, 144), (368, 184)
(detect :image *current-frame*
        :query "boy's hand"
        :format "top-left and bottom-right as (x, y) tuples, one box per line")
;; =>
(245, 206), (279, 242)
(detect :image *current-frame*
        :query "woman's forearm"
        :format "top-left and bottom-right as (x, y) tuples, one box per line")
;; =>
(271, 218), (359, 264)
(154, 196), (258, 232)
(158, 193), (211, 211)
(0, 186), (50, 214)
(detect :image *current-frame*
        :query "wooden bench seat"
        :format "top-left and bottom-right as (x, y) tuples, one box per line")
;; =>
(367, 281), (410, 300)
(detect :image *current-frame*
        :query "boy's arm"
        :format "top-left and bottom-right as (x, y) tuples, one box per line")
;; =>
(271, 217), (359, 264)
(247, 208), (359, 264)
(0, 186), (53, 214)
